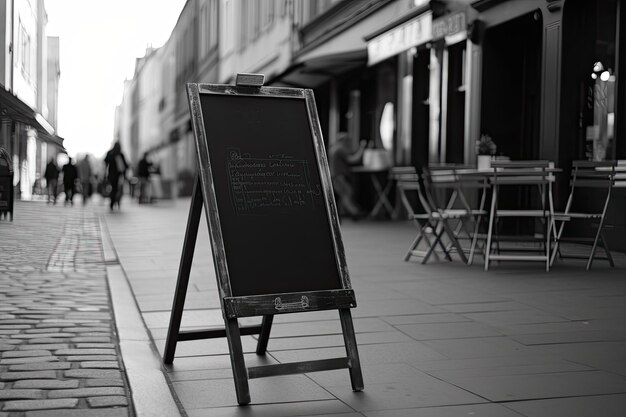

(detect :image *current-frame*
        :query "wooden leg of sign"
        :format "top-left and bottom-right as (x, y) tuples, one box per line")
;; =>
(225, 318), (251, 405)
(255, 315), (273, 355)
(339, 308), (364, 391)
(163, 179), (203, 364)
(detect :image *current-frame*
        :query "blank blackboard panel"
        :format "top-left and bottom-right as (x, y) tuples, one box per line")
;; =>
(199, 93), (342, 297)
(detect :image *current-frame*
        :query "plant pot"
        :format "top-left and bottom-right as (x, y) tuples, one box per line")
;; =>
(477, 155), (492, 171)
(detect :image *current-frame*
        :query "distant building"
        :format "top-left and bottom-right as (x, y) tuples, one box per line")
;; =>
(0, 0), (63, 200)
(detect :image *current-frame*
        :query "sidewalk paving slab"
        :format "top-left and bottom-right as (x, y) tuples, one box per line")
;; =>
(96, 196), (626, 416)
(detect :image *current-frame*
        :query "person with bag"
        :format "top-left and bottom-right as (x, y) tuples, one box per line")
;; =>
(62, 157), (79, 206)
(44, 157), (60, 205)
(104, 142), (129, 211)
(137, 152), (153, 204)
(76, 154), (94, 205)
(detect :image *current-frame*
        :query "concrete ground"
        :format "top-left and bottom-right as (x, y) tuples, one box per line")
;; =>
(1, 196), (625, 416)
(101, 196), (626, 417)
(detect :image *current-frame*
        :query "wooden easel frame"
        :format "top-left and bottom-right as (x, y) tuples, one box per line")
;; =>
(163, 80), (363, 405)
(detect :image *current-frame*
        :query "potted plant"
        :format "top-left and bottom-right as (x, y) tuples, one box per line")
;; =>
(476, 134), (497, 170)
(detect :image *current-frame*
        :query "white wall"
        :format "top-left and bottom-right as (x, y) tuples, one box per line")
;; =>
(13, 0), (38, 107)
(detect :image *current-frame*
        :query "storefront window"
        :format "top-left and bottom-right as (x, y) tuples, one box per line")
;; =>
(588, 61), (616, 160)
(562, 0), (618, 161)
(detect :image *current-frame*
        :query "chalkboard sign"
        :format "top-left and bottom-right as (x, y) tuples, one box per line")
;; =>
(164, 77), (363, 405)
(200, 93), (342, 296)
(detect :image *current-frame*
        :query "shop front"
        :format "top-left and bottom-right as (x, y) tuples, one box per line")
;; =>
(365, 2), (477, 171)
(365, 3), (432, 167)
(559, 0), (625, 250)
(422, 0), (625, 250)
(0, 88), (64, 200)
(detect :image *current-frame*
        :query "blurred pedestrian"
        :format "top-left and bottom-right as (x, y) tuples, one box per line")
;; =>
(104, 142), (129, 211)
(328, 132), (367, 220)
(44, 157), (59, 205)
(62, 157), (78, 206)
(76, 154), (93, 205)
(137, 152), (153, 204)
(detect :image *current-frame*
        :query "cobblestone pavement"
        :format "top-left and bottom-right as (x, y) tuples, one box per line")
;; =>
(0, 201), (132, 417)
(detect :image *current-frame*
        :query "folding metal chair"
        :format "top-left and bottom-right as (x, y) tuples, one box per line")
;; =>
(484, 160), (555, 271)
(418, 166), (480, 264)
(394, 167), (452, 263)
(453, 169), (490, 265)
(551, 160), (617, 270)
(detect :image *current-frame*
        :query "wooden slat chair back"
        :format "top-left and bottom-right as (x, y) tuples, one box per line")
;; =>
(551, 160), (617, 270)
(484, 160), (555, 271)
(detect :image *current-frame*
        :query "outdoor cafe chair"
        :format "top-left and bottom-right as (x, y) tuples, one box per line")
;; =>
(417, 165), (484, 264)
(393, 164), (489, 265)
(551, 160), (617, 270)
(484, 160), (556, 271)
(451, 169), (490, 265)
(393, 167), (453, 263)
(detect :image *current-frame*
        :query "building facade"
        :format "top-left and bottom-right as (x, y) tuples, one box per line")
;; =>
(0, 0), (62, 200)
(115, 0), (292, 197)
(361, 0), (625, 248)
(117, 0), (625, 250)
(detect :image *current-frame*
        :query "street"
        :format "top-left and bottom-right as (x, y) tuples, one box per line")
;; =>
(1, 197), (625, 416)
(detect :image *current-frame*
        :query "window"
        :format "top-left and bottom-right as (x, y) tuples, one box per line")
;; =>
(17, 20), (31, 80)
(562, 0), (618, 161)
(209, 0), (218, 49)
(200, 3), (208, 56)
(252, 1), (260, 38)
(261, 0), (275, 30)
(239, 0), (249, 49)
(276, 0), (286, 17)
(200, 0), (218, 57)
(224, 0), (234, 53)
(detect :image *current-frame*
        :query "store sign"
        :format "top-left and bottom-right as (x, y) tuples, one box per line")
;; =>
(432, 11), (466, 40)
(367, 12), (432, 66)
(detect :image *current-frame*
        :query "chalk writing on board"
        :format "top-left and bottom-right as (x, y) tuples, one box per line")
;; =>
(227, 149), (322, 215)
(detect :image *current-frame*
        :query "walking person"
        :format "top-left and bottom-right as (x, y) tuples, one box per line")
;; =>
(76, 154), (93, 205)
(104, 142), (129, 211)
(62, 157), (78, 206)
(137, 152), (153, 204)
(44, 157), (60, 205)
(328, 132), (367, 220)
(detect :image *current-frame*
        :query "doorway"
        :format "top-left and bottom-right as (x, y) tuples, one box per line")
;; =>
(411, 47), (430, 169)
(481, 11), (542, 160)
(444, 41), (466, 164)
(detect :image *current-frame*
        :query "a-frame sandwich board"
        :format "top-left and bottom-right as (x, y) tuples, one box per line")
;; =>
(163, 74), (363, 405)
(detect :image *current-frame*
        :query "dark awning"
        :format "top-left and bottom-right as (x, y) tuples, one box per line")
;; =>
(0, 87), (42, 128)
(0, 87), (64, 149)
(268, 49), (367, 88)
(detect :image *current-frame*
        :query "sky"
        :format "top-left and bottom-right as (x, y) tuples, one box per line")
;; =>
(45, 0), (187, 158)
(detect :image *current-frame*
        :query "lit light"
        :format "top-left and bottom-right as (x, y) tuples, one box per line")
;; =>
(591, 73), (597, 80)
(600, 71), (610, 81)
(380, 102), (395, 151)
(593, 61), (604, 72)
